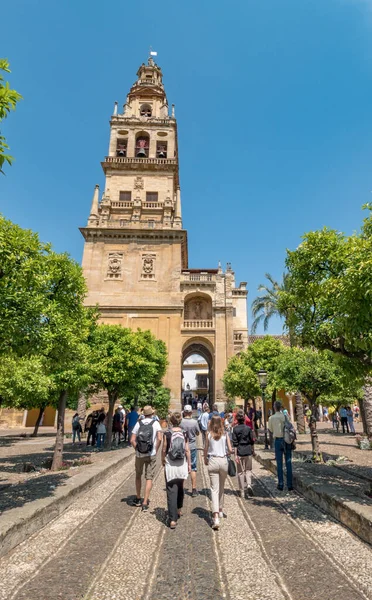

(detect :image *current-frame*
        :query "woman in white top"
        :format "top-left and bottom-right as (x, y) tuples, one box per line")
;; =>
(204, 415), (233, 530)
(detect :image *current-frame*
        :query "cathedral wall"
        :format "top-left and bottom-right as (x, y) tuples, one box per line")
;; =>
(82, 238), (184, 307)
(233, 296), (248, 331)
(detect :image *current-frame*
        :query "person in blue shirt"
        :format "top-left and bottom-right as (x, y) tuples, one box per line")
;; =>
(339, 406), (349, 434)
(208, 404), (221, 420)
(126, 406), (139, 444)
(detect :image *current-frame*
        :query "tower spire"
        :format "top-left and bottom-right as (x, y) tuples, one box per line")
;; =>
(88, 184), (99, 225)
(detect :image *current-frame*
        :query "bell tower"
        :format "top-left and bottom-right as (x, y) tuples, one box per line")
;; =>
(80, 56), (248, 409)
(85, 55), (183, 234)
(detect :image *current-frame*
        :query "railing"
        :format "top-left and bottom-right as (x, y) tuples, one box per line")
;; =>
(142, 202), (164, 208)
(183, 320), (214, 329)
(104, 156), (177, 166)
(111, 201), (133, 208)
(181, 272), (216, 283)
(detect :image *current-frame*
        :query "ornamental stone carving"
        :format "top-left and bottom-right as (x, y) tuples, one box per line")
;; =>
(184, 297), (212, 320)
(107, 252), (123, 279)
(134, 177), (144, 190)
(141, 253), (156, 279)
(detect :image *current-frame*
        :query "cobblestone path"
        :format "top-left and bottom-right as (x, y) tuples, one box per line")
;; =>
(0, 450), (371, 600)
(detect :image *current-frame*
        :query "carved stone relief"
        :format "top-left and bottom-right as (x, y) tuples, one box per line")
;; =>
(184, 297), (212, 320)
(107, 252), (123, 279)
(141, 253), (156, 279)
(134, 177), (144, 190)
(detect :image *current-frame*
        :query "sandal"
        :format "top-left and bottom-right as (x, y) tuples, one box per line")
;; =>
(170, 521), (177, 529)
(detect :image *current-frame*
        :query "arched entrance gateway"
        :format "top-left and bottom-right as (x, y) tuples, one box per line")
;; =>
(181, 339), (214, 407)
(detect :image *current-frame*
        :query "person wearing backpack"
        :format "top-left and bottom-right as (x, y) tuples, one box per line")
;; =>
(162, 411), (191, 529)
(232, 409), (255, 498)
(268, 401), (294, 492)
(131, 405), (162, 511)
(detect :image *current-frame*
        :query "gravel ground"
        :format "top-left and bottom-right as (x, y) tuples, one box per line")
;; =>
(0, 443), (371, 600)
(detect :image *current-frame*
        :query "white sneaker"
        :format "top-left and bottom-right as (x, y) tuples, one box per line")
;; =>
(212, 517), (220, 530)
(219, 511), (224, 519)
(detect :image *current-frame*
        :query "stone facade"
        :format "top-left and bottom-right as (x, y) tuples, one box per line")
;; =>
(80, 57), (248, 408)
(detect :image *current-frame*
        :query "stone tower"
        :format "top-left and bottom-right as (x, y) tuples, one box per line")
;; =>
(80, 56), (248, 408)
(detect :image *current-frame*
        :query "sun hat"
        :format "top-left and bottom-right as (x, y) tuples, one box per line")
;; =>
(184, 404), (192, 412)
(143, 405), (154, 416)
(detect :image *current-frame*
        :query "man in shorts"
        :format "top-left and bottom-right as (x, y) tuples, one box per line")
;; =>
(181, 405), (200, 497)
(131, 405), (162, 511)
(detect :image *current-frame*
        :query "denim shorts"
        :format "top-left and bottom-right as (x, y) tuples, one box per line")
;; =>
(190, 448), (198, 471)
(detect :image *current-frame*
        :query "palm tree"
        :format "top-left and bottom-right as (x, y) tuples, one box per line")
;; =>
(251, 273), (305, 434)
(251, 273), (287, 334)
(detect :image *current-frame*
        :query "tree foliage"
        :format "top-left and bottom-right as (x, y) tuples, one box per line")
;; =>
(223, 336), (287, 401)
(278, 206), (372, 370)
(274, 348), (361, 459)
(0, 59), (22, 174)
(89, 324), (168, 446)
(0, 216), (97, 467)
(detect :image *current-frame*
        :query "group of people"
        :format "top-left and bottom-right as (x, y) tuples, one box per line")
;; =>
(330, 406), (356, 434)
(130, 400), (293, 530)
(71, 405), (153, 449)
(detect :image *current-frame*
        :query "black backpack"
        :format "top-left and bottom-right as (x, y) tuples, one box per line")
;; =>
(136, 419), (155, 454)
(168, 430), (186, 461)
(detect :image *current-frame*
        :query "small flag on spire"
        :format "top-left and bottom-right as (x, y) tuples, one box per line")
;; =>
(150, 51), (158, 56)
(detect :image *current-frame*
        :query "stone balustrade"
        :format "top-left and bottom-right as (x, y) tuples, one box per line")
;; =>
(104, 156), (177, 166)
(183, 320), (214, 329)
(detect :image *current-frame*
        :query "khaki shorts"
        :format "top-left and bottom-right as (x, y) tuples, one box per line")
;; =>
(135, 455), (156, 480)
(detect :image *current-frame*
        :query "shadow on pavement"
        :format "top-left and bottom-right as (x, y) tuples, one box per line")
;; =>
(0, 471), (69, 513)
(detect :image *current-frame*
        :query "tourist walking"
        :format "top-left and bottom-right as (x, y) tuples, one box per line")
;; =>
(268, 401), (293, 491)
(332, 409), (340, 432)
(118, 404), (126, 442)
(86, 410), (99, 447)
(131, 405), (162, 511)
(72, 413), (82, 444)
(340, 406), (349, 434)
(256, 408), (263, 429)
(199, 404), (210, 447)
(208, 404), (221, 420)
(162, 411), (191, 529)
(113, 407), (123, 446)
(204, 415), (233, 530)
(197, 400), (202, 417)
(127, 405), (139, 445)
(232, 409), (255, 498)
(96, 416), (106, 449)
(346, 406), (355, 434)
(181, 405), (200, 497)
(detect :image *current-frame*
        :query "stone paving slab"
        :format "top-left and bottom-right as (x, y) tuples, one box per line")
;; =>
(255, 448), (372, 546)
(0, 445), (133, 558)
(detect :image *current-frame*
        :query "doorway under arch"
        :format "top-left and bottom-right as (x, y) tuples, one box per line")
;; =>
(181, 340), (214, 407)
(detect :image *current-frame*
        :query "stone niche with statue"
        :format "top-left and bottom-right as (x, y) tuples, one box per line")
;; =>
(184, 296), (212, 321)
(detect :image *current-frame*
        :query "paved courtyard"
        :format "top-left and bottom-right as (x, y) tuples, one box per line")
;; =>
(0, 447), (371, 600)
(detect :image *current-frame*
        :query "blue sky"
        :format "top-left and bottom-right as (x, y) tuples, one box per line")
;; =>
(2, 0), (372, 333)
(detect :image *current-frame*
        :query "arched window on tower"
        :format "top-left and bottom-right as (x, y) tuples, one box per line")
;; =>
(140, 104), (152, 117)
(135, 134), (149, 158)
(156, 141), (167, 158)
(116, 139), (127, 157)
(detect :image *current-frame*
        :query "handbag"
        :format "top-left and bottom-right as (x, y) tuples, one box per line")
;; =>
(227, 456), (236, 477)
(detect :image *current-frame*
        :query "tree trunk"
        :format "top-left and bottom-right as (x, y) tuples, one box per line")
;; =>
(309, 399), (322, 462)
(105, 391), (118, 448)
(51, 390), (67, 471)
(32, 405), (46, 437)
(362, 383), (372, 438)
(295, 391), (306, 434)
(77, 393), (87, 422)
